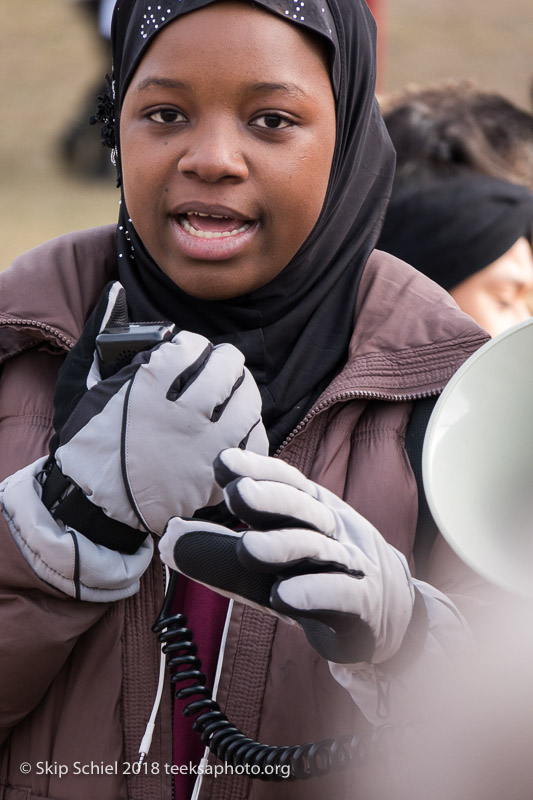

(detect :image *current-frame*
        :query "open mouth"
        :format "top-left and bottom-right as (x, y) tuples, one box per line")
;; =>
(171, 209), (259, 261)
(178, 211), (254, 239)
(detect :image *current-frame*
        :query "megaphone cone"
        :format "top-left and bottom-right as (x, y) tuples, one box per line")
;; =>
(423, 317), (533, 598)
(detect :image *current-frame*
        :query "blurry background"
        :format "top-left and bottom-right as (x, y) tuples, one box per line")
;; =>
(1, 0), (532, 268)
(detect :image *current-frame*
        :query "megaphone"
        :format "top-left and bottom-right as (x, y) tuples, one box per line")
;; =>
(423, 317), (533, 598)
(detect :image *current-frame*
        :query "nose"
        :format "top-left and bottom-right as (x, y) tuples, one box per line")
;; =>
(177, 118), (249, 183)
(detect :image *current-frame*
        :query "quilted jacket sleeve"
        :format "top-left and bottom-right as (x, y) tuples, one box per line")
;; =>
(0, 347), (110, 742)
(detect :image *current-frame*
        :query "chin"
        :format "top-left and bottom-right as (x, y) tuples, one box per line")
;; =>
(163, 262), (267, 301)
(168, 273), (246, 301)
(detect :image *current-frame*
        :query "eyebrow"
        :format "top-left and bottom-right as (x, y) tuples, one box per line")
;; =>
(133, 77), (307, 98)
(490, 276), (532, 292)
(134, 76), (190, 93)
(247, 82), (307, 99)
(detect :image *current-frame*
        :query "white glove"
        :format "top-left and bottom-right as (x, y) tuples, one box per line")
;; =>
(1, 457), (154, 602)
(159, 448), (419, 666)
(46, 282), (268, 539)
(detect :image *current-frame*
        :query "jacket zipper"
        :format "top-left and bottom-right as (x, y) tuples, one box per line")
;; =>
(275, 387), (441, 456)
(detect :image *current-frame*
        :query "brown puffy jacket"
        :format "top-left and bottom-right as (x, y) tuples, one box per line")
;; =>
(0, 227), (487, 800)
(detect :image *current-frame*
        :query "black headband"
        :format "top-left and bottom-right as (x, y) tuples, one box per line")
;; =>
(378, 174), (533, 291)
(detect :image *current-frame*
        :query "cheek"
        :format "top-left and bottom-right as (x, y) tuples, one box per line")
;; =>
(120, 144), (144, 213)
(272, 144), (333, 246)
(481, 313), (512, 339)
(450, 285), (493, 332)
(120, 123), (166, 208)
(121, 156), (168, 246)
(459, 294), (514, 338)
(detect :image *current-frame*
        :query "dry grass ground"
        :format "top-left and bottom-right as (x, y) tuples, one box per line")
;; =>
(1, 0), (532, 268)
(0, 2), (119, 268)
(381, 0), (533, 105)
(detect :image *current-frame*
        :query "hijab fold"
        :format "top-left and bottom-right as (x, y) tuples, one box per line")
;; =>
(110, 0), (395, 451)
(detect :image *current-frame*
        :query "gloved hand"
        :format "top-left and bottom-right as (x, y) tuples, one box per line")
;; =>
(159, 448), (418, 666)
(1, 286), (269, 602)
(43, 282), (269, 543)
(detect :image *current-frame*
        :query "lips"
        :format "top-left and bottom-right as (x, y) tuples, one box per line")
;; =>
(170, 206), (259, 260)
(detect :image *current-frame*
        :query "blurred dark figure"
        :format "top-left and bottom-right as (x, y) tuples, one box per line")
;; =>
(59, 1), (114, 180)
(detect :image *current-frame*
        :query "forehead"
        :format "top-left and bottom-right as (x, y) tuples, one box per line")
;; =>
(120, 0), (338, 102)
(482, 238), (533, 286)
(128, 2), (331, 89)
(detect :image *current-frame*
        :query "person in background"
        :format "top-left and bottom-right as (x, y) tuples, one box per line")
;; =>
(60, 1), (115, 178)
(378, 81), (533, 336)
(375, 81), (533, 800)
(97, 0), (116, 35)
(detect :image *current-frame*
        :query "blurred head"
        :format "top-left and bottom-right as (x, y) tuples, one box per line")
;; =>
(380, 80), (533, 190)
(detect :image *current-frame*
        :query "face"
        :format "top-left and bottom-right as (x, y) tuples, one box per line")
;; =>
(119, 2), (336, 300)
(450, 237), (533, 337)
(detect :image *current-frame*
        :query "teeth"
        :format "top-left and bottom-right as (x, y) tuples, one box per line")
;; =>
(180, 218), (252, 238)
(187, 211), (228, 219)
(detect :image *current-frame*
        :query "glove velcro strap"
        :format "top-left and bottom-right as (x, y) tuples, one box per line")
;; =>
(41, 462), (147, 555)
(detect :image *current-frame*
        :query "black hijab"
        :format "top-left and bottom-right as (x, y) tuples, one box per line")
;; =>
(378, 173), (533, 291)
(106, 0), (395, 452)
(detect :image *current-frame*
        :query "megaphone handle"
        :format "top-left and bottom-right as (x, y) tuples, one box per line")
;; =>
(405, 396), (440, 577)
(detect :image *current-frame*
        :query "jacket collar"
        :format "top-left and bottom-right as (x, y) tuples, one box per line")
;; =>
(274, 250), (489, 454)
(329, 249), (488, 400)
(0, 226), (117, 364)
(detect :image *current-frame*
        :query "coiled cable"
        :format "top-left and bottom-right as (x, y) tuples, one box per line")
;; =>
(153, 569), (399, 781)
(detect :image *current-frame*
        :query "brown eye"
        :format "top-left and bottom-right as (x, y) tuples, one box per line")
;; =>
(149, 109), (186, 124)
(253, 114), (292, 130)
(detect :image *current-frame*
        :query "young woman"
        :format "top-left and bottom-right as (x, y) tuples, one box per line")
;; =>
(0, 1), (488, 799)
